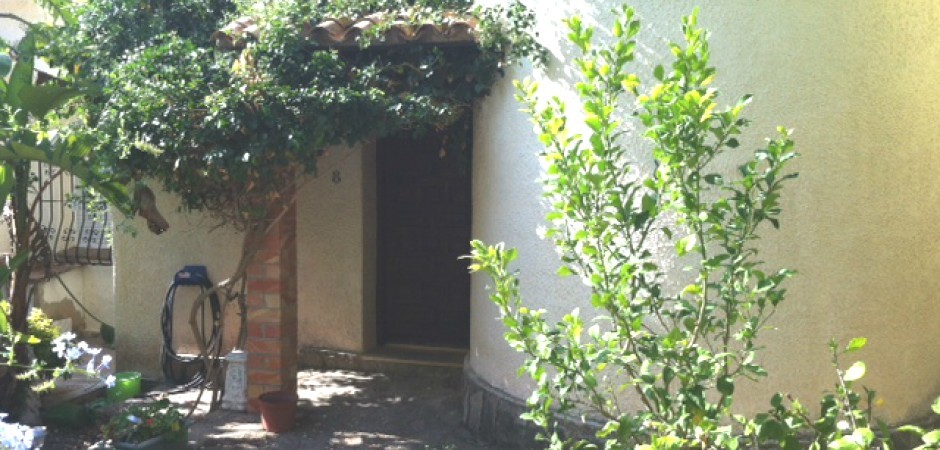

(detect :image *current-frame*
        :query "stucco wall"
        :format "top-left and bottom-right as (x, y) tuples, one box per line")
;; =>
(112, 142), (375, 377)
(469, 0), (940, 423)
(33, 266), (114, 336)
(0, 0), (48, 43)
(113, 190), (244, 377)
(297, 143), (375, 352)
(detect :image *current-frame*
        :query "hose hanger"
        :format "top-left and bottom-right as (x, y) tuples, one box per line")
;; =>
(160, 265), (222, 387)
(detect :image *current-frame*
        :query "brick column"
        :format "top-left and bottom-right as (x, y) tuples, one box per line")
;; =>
(245, 200), (298, 411)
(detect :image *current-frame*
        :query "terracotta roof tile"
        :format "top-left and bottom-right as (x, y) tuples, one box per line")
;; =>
(211, 15), (477, 50)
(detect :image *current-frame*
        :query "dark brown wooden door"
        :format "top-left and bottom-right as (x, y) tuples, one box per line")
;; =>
(377, 132), (471, 348)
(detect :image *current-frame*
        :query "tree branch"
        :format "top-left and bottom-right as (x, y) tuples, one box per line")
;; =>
(0, 14), (33, 29)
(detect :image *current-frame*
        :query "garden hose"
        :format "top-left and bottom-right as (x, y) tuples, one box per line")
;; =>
(160, 265), (222, 388)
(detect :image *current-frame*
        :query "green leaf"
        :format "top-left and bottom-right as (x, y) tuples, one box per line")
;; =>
(845, 337), (867, 353)
(717, 376), (734, 396)
(827, 437), (860, 450)
(7, 33), (35, 110)
(932, 396), (940, 415)
(922, 429), (940, 445)
(682, 284), (702, 296)
(557, 266), (574, 277)
(26, 335), (41, 345)
(897, 425), (926, 436)
(853, 428), (874, 447)
(0, 53), (11, 77)
(676, 234), (697, 256)
(0, 164), (13, 205)
(641, 193), (656, 213)
(703, 174), (723, 185)
(770, 392), (784, 409)
(653, 65), (665, 81)
(18, 84), (90, 118)
(758, 419), (785, 442)
(843, 361), (866, 382)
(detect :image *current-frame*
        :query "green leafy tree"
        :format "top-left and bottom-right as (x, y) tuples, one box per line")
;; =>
(469, 6), (798, 448)
(0, 8), (166, 415)
(40, 0), (542, 409)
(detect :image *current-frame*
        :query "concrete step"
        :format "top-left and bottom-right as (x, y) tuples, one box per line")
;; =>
(299, 344), (466, 375)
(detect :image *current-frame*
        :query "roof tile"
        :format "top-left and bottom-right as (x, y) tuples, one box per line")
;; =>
(211, 15), (478, 50)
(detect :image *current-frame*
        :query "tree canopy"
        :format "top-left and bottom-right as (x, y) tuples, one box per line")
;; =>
(40, 0), (540, 227)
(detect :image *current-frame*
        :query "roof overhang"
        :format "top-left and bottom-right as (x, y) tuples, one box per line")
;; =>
(211, 15), (478, 51)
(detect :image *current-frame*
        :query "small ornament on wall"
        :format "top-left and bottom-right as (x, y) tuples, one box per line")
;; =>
(332, 170), (342, 184)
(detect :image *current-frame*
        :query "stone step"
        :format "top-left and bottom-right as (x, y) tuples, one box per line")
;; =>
(299, 344), (466, 375)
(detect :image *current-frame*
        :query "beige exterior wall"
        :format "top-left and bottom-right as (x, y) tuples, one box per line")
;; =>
(32, 266), (114, 336)
(112, 190), (244, 377)
(113, 142), (376, 377)
(0, 0), (49, 43)
(469, 0), (940, 423)
(296, 143), (377, 352)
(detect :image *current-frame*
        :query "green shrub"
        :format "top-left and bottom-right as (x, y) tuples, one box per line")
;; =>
(0, 301), (64, 375)
(469, 5), (940, 450)
(469, 6), (797, 448)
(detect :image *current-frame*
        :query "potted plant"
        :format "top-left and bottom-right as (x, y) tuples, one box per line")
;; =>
(100, 399), (188, 449)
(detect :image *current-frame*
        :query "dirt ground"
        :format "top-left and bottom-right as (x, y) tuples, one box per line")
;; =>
(43, 368), (520, 449)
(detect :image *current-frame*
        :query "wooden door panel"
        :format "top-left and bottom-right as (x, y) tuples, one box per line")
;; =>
(377, 132), (471, 348)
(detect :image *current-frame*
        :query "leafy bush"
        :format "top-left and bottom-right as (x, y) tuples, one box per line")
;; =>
(469, 6), (797, 448)
(101, 399), (185, 444)
(40, 0), (541, 227)
(754, 339), (940, 450)
(0, 302), (63, 377)
(469, 5), (940, 450)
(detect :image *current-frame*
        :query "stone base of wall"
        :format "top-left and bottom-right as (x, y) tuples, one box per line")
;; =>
(462, 367), (540, 447)
(462, 366), (600, 449)
(299, 346), (463, 377)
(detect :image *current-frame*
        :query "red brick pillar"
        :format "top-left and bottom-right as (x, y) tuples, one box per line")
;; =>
(245, 200), (298, 411)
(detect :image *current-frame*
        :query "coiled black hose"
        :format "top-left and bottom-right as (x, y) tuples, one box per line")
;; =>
(160, 265), (222, 387)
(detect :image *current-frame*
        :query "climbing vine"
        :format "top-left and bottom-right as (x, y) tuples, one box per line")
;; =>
(37, 0), (541, 410)
(40, 0), (540, 227)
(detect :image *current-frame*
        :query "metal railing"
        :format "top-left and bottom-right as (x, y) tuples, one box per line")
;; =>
(31, 162), (113, 267)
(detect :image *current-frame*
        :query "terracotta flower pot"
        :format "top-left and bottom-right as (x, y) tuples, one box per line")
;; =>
(258, 391), (298, 433)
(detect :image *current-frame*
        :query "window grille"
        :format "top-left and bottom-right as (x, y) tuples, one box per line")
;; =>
(31, 162), (113, 268)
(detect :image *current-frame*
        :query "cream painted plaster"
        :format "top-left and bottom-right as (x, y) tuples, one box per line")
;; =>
(469, 0), (940, 423)
(0, 0), (49, 43)
(33, 266), (114, 335)
(113, 189), (244, 378)
(113, 143), (376, 378)
(297, 143), (375, 352)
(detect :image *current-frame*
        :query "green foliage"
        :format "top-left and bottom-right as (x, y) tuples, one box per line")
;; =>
(101, 399), (185, 444)
(0, 301), (69, 387)
(41, 0), (540, 226)
(469, 6), (798, 448)
(752, 339), (885, 449)
(0, 30), (134, 217)
(754, 340), (940, 450)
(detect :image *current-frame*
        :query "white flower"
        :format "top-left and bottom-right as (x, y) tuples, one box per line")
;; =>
(104, 374), (116, 388)
(0, 420), (36, 450)
(65, 346), (83, 361)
